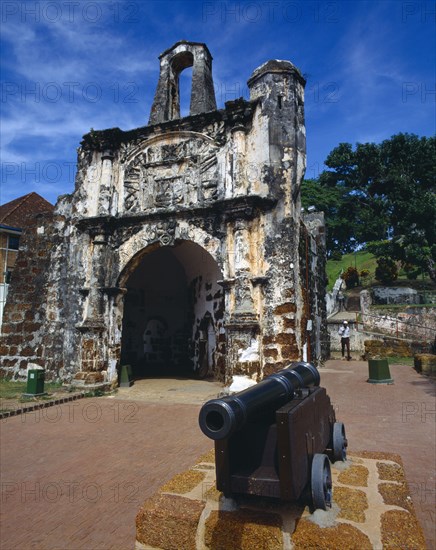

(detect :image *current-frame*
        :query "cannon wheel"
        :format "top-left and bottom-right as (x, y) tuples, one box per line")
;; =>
(311, 454), (332, 510)
(332, 422), (348, 462)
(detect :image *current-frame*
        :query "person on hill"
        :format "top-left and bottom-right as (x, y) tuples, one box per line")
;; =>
(337, 290), (346, 311)
(338, 320), (351, 360)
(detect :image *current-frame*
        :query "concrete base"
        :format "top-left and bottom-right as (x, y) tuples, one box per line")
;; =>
(135, 450), (426, 550)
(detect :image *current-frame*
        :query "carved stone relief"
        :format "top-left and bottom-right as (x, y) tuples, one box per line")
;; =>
(122, 135), (219, 213)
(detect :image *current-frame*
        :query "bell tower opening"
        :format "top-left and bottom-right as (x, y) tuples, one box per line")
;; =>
(179, 65), (193, 118)
(119, 241), (224, 379)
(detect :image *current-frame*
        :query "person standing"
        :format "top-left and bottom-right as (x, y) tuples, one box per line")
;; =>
(337, 291), (346, 312)
(338, 320), (351, 360)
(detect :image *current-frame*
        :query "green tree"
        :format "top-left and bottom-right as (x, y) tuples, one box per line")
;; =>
(301, 178), (353, 255)
(365, 134), (436, 281)
(303, 134), (436, 281)
(374, 257), (398, 284)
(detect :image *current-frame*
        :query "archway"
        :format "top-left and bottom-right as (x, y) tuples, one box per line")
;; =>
(119, 240), (224, 379)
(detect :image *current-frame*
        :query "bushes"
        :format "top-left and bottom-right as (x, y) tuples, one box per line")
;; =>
(341, 266), (359, 288)
(403, 263), (420, 280)
(375, 257), (398, 284)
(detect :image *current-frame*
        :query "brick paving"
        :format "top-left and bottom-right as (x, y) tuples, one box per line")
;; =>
(321, 360), (435, 549)
(0, 399), (212, 550)
(0, 361), (435, 550)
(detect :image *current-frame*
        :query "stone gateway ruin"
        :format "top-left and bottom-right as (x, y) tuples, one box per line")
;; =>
(0, 41), (327, 384)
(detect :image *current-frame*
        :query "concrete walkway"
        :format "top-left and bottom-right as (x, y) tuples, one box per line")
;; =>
(0, 360), (434, 549)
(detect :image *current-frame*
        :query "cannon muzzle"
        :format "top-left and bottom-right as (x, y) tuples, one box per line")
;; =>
(199, 362), (320, 440)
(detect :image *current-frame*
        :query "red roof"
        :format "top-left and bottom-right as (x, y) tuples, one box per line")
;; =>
(0, 192), (54, 229)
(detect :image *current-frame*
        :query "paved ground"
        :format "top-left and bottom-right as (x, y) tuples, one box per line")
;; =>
(321, 361), (435, 549)
(0, 360), (434, 550)
(113, 376), (223, 405)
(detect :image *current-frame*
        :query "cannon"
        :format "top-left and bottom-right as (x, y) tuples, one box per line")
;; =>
(199, 362), (347, 510)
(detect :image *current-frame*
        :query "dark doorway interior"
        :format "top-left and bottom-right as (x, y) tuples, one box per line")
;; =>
(120, 241), (224, 378)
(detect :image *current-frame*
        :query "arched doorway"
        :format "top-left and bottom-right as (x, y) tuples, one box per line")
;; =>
(119, 241), (224, 379)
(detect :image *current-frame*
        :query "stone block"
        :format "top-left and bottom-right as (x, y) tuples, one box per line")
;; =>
(283, 317), (296, 329)
(263, 347), (278, 359)
(205, 509), (283, 549)
(85, 372), (104, 384)
(292, 519), (372, 549)
(414, 354), (436, 375)
(23, 322), (41, 333)
(136, 494), (204, 550)
(274, 302), (297, 315)
(10, 312), (24, 322)
(381, 510), (426, 549)
(281, 344), (299, 358)
(262, 362), (286, 376)
(275, 333), (293, 345)
(20, 346), (35, 357)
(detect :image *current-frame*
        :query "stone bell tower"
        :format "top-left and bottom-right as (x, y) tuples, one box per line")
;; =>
(149, 41), (217, 123)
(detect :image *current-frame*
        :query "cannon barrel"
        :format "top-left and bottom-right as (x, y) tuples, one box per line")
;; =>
(199, 362), (320, 440)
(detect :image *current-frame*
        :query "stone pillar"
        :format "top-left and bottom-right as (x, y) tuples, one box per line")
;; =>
(231, 125), (247, 195)
(232, 223), (254, 316)
(190, 46), (216, 116)
(224, 221), (260, 382)
(76, 233), (109, 373)
(104, 286), (127, 383)
(84, 233), (108, 321)
(98, 150), (114, 216)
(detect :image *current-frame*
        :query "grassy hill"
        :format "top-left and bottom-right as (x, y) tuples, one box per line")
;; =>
(326, 251), (433, 292)
(326, 251), (376, 291)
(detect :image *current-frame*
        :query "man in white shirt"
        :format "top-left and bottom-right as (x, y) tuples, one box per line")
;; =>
(338, 321), (351, 360)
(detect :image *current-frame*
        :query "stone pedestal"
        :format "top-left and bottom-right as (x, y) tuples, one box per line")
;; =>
(135, 451), (426, 550)
(414, 353), (436, 376)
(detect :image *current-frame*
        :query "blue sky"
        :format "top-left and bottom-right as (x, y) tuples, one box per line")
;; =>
(1, 0), (435, 206)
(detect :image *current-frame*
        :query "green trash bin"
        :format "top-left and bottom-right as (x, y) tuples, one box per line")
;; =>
(26, 369), (45, 395)
(367, 359), (394, 384)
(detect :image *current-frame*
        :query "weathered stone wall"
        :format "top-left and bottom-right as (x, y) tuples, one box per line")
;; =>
(360, 290), (436, 342)
(301, 212), (329, 364)
(0, 216), (50, 376)
(364, 338), (431, 358)
(0, 41), (326, 383)
(0, 213), (66, 379)
(371, 286), (421, 305)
